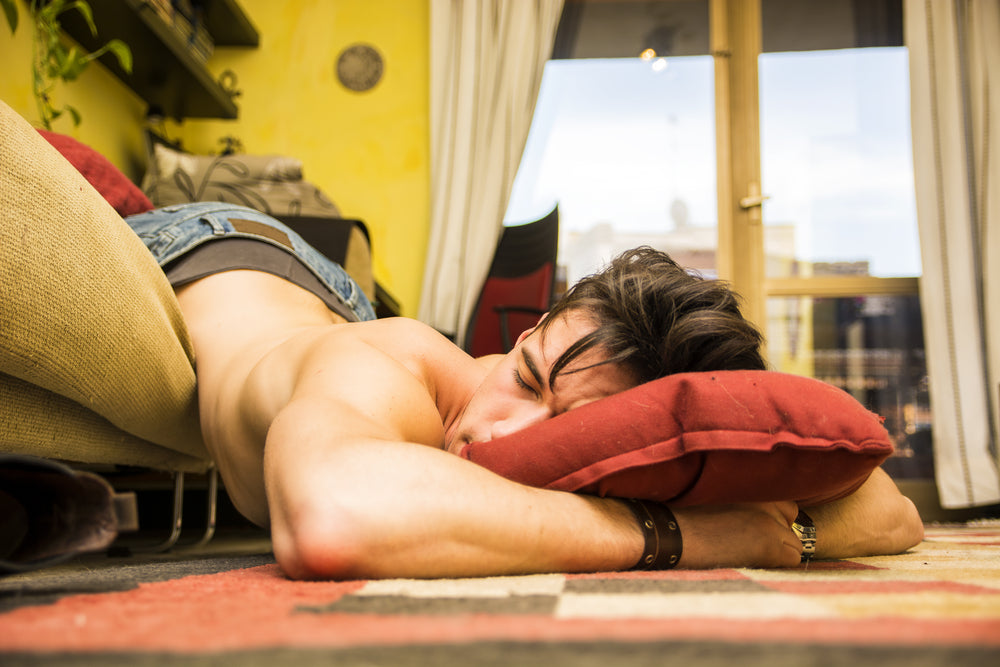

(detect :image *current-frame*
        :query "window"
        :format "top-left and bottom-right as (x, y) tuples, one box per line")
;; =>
(506, 55), (717, 287)
(506, 0), (930, 480)
(760, 48), (919, 280)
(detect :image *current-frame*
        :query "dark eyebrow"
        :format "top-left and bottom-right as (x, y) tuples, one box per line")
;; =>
(521, 348), (546, 391)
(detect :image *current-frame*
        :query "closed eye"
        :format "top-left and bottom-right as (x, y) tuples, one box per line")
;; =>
(512, 368), (539, 397)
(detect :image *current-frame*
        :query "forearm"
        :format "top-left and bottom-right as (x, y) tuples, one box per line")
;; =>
(806, 468), (924, 559)
(265, 399), (810, 580)
(266, 434), (642, 579)
(265, 435), (807, 578)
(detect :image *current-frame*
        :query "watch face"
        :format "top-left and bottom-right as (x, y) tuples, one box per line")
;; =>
(792, 512), (817, 562)
(337, 44), (384, 92)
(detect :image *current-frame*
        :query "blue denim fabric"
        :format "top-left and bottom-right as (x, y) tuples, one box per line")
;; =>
(126, 202), (376, 322)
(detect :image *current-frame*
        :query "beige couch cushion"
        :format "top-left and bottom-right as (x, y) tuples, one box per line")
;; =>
(0, 99), (209, 471)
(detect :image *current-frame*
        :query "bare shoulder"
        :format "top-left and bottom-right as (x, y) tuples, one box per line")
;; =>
(305, 317), (464, 381)
(280, 317), (479, 447)
(347, 316), (455, 353)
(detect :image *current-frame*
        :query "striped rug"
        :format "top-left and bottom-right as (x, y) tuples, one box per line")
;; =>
(0, 523), (998, 666)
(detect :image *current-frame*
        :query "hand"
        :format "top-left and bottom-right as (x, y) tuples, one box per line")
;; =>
(806, 468), (924, 559)
(672, 501), (804, 569)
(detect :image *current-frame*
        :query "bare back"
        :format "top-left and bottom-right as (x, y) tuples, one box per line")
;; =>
(174, 270), (483, 526)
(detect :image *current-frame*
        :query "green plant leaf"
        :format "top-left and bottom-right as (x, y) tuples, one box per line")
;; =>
(105, 39), (131, 73)
(67, 0), (97, 36)
(37, 0), (65, 25)
(87, 39), (133, 74)
(24, 0), (136, 129)
(1, 0), (18, 34)
(60, 50), (90, 81)
(46, 44), (70, 78)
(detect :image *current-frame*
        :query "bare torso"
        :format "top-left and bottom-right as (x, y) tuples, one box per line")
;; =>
(174, 270), (484, 526)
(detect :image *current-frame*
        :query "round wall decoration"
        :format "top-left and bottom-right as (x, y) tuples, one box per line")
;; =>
(336, 43), (384, 92)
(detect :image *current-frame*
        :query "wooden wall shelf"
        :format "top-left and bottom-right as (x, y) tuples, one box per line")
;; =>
(59, 0), (259, 120)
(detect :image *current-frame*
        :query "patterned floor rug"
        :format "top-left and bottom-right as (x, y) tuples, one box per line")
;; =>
(0, 523), (998, 666)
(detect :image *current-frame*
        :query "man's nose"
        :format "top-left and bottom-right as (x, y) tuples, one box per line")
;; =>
(491, 404), (550, 440)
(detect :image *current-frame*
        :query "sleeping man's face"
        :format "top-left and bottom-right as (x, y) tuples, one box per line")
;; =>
(444, 310), (636, 454)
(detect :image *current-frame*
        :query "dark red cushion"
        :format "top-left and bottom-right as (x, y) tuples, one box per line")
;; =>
(458, 371), (894, 507)
(38, 130), (153, 217)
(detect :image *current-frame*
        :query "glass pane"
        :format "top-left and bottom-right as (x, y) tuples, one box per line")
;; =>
(506, 56), (717, 288)
(768, 295), (934, 480)
(759, 47), (920, 278)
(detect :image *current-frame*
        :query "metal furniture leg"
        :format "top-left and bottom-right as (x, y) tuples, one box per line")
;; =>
(129, 471), (184, 553)
(186, 466), (218, 549)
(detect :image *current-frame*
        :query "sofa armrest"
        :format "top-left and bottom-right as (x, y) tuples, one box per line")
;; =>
(1, 99), (208, 472)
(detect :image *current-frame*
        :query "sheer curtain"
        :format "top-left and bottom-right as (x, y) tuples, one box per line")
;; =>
(906, 0), (1000, 507)
(419, 0), (564, 341)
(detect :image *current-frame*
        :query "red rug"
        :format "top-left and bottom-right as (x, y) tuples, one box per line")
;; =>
(1, 524), (998, 665)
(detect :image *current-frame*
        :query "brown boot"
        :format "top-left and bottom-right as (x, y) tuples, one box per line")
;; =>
(0, 455), (134, 574)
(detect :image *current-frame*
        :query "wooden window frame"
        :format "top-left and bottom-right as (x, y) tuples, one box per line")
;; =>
(710, 0), (918, 349)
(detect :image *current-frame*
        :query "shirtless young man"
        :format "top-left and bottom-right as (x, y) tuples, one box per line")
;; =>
(126, 203), (923, 580)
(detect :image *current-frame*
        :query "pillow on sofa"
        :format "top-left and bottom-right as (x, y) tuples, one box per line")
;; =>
(38, 130), (153, 217)
(143, 141), (342, 219)
(458, 371), (894, 507)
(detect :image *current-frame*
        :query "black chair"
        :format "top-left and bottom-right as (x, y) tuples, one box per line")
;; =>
(464, 207), (559, 357)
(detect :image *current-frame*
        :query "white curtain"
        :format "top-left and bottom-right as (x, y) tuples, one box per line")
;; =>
(419, 0), (564, 341)
(906, 0), (1000, 507)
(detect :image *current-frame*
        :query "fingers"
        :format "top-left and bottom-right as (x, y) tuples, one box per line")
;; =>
(749, 501), (803, 567)
(776, 500), (800, 526)
(768, 501), (805, 565)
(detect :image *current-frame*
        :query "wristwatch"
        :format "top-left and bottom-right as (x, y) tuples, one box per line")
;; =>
(792, 510), (816, 562)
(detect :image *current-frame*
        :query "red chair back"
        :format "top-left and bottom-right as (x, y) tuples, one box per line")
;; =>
(465, 207), (559, 357)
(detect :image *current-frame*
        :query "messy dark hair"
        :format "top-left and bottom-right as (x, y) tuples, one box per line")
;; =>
(540, 247), (765, 388)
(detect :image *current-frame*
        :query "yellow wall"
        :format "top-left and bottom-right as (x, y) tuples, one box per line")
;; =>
(179, 0), (430, 315)
(0, 0), (430, 316)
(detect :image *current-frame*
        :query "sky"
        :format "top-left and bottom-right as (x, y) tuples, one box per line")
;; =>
(505, 47), (922, 279)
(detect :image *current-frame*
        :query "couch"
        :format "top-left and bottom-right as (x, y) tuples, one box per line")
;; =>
(1, 98), (379, 475)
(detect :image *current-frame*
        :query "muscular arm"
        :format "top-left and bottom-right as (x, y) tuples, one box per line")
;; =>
(265, 398), (918, 578)
(807, 467), (924, 559)
(263, 396), (804, 580)
(264, 397), (635, 579)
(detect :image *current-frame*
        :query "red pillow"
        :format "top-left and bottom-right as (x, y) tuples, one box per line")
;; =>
(458, 371), (893, 507)
(38, 130), (154, 217)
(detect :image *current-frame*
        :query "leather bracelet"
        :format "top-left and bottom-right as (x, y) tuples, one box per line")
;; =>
(792, 509), (816, 562)
(625, 499), (683, 570)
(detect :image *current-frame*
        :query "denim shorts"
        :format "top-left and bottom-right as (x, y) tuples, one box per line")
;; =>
(126, 202), (376, 322)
